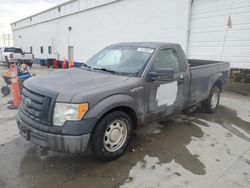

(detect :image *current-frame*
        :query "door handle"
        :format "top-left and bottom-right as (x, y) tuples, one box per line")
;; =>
(178, 75), (185, 85)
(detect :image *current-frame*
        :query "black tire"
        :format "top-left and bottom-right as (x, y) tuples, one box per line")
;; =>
(1, 86), (11, 96)
(26, 62), (33, 67)
(5, 56), (10, 68)
(202, 86), (220, 114)
(91, 111), (132, 161)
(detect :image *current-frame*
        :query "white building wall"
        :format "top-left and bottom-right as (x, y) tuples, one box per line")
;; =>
(188, 0), (250, 69)
(12, 0), (191, 62)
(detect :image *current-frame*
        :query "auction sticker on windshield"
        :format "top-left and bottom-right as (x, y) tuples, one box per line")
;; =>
(137, 48), (154, 54)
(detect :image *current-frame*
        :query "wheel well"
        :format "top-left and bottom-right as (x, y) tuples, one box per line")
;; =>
(214, 80), (222, 92)
(98, 106), (138, 129)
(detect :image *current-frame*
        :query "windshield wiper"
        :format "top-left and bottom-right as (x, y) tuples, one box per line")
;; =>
(93, 68), (117, 74)
(81, 63), (92, 69)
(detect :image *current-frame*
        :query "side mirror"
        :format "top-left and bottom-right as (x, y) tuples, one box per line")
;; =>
(148, 68), (174, 81)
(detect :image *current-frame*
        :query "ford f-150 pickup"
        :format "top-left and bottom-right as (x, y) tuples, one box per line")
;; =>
(17, 42), (229, 161)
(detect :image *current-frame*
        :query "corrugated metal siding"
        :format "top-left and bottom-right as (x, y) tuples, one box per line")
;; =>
(188, 0), (250, 69)
(11, 0), (119, 31)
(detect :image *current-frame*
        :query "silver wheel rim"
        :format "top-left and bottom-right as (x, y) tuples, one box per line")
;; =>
(211, 91), (219, 109)
(103, 119), (128, 152)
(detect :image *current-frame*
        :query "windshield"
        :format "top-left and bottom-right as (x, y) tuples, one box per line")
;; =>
(4, 48), (23, 53)
(86, 45), (155, 76)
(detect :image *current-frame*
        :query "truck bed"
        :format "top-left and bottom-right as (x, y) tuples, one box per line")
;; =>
(187, 59), (230, 107)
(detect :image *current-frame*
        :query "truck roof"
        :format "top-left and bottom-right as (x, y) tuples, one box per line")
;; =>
(112, 42), (179, 49)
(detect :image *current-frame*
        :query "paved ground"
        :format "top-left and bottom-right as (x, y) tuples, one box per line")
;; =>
(0, 64), (249, 188)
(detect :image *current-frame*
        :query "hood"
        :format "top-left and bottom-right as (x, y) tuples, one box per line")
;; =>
(25, 68), (129, 102)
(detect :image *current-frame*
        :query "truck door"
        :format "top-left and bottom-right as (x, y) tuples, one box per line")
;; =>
(145, 47), (188, 120)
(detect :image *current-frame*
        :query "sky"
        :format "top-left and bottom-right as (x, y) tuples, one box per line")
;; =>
(0, 0), (67, 35)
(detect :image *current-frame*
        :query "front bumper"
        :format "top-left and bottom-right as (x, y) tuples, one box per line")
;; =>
(17, 114), (91, 153)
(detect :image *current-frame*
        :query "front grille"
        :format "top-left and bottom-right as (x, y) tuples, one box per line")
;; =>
(20, 87), (51, 125)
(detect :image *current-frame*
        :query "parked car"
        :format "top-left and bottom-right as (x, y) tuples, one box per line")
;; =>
(16, 42), (229, 161)
(0, 47), (34, 67)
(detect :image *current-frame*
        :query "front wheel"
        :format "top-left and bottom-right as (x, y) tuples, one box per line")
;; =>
(91, 111), (132, 161)
(202, 86), (220, 113)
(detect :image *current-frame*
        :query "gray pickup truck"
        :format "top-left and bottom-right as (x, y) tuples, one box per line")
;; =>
(17, 42), (229, 161)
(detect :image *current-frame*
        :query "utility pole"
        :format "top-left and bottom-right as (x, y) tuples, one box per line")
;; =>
(8, 34), (10, 46)
(1, 33), (12, 46)
(3, 33), (6, 46)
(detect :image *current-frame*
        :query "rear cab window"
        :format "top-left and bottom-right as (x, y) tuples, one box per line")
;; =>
(4, 48), (23, 53)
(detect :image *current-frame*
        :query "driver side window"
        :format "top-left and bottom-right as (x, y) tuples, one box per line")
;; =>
(153, 48), (180, 73)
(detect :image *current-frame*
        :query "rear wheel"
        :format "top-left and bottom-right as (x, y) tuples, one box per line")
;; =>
(91, 111), (132, 161)
(5, 56), (10, 68)
(26, 62), (33, 67)
(202, 86), (220, 113)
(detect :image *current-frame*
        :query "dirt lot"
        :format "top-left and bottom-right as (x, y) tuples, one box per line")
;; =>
(0, 64), (249, 188)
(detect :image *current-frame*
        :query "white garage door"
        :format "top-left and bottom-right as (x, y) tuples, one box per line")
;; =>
(188, 0), (250, 69)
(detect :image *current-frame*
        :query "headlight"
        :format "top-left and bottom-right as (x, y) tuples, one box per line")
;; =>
(53, 103), (88, 126)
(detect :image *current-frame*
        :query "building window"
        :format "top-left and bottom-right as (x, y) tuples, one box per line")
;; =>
(40, 46), (43, 54)
(58, 6), (61, 12)
(48, 46), (52, 54)
(30, 47), (33, 53)
(30, 17), (32, 21)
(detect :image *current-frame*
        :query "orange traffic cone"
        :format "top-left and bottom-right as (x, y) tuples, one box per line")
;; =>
(69, 58), (74, 68)
(62, 58), (67, 69)
(8, 64), (20, 109)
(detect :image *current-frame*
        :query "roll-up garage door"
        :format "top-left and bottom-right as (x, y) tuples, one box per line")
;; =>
(188, 0), (250, 69)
